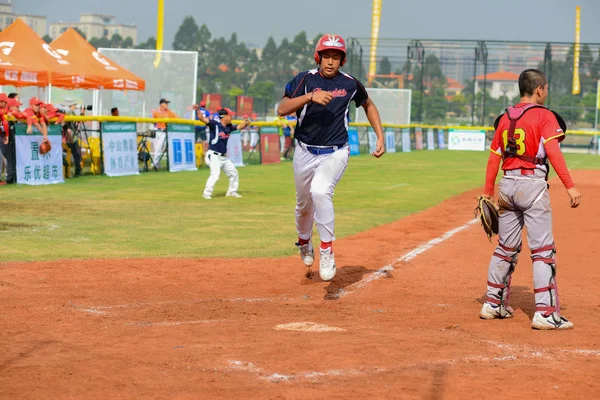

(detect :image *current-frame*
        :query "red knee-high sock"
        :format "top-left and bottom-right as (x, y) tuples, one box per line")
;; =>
(298, 237), (310, 246)
(320, 241), (332, 251)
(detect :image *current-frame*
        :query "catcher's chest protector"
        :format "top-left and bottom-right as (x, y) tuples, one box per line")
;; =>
(493, 105), (567, 166)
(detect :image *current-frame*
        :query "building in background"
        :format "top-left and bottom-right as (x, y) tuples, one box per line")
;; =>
(446, 78), (465, 98)
(0, 2), (47, 37)
(474, 71), (520, 99)
(49, 13), (137, 43)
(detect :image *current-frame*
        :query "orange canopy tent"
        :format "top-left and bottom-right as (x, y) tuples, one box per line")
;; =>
(0, 19), (103, 89)
(0, 51), (50, 86)
(51, 28), (146, 91)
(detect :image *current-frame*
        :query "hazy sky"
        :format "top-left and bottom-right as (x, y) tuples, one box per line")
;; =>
(15, 0), (600, 48)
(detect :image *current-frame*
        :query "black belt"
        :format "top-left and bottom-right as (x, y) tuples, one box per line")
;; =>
(209, 150), (226, 157)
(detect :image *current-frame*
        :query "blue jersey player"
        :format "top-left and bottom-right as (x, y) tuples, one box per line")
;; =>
(277, 34), (385, 281)
(198, 108), (249, 199)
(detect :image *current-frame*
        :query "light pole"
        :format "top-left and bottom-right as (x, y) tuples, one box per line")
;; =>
(501, 84), (509, 111)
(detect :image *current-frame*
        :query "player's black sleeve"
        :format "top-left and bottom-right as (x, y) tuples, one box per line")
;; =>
(284, 71), (309, 99)
(353, 79), (369, 107)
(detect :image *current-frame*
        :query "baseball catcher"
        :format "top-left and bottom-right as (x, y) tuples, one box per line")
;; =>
(478, 69), (581, 330)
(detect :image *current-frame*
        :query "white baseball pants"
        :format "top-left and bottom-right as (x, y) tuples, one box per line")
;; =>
(152, 130), (167, 167)
(203, 150), (239, 196)
(293, 142), (349, 243)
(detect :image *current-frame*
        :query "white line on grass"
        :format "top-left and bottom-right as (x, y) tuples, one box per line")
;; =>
(335, 219), (479, 299)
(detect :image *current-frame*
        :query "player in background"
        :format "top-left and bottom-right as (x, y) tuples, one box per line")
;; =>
(277, 34), (385, 281)
(195, 100), (211, 143)
(152, 98), (178, 169)
(197, 108), (250, 199)
(281, 113), (296, 160)
(480, 69), (581, 330)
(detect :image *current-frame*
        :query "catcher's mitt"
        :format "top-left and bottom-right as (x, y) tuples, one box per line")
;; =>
(474, 195), (499, 241)
(39, 140), (51, 155)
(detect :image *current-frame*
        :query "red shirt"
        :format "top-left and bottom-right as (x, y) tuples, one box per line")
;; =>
(9, 107), (26, 120)
(43, 104), (65, 124)
(490, 103), (565, 171)
(24, 107), (46, 127)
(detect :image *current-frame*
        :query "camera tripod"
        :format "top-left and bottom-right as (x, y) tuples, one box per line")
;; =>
(137, 134), (159, 172)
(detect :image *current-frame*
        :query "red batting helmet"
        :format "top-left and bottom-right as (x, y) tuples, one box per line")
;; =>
(313, 34), (347, 66)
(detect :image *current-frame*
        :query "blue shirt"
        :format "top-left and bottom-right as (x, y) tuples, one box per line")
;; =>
(207, 120), (238, 154)
(196, 107), (210, 132)
(283, 69), (368, 146)
(282, 115), (296, 137)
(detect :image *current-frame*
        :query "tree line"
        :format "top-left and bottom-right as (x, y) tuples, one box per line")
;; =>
(44, 15), (600, 126)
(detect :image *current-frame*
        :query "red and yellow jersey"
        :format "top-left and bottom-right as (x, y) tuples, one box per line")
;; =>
(490, 103), (565, 171)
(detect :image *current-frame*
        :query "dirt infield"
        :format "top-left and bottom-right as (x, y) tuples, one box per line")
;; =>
(2, 170), (599, 399)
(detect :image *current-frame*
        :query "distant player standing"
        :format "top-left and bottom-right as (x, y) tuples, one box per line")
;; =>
(480, 69), (581, 330)
(198, 108), (249, 199)
(195, 100), (211, 143)
(277, 34), (385, 281)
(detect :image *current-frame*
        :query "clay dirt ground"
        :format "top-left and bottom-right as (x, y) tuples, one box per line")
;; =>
(1, 170), (599, 399)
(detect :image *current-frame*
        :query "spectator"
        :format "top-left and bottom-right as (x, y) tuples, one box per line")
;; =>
(0, 94), (10, 185)
(4, 97), (25, 185)
(60, 98), (82, 177)
(241, 113), (250, 150)
(7, 97), (25, 120)
(23, 97), (48, 139)
(249, 113), (259, 152)
(7, 93), (19, 103)
(151, 98), (178, 169)
(111, 107), (119, 116)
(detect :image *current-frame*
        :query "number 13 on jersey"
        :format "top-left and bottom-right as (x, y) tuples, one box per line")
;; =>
(502, 128), (526, 155)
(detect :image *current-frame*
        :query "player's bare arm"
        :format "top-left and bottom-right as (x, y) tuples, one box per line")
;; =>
(236, 118), (250, 130)
(362, 98), (385, 158)
(197, 114), (210, 125)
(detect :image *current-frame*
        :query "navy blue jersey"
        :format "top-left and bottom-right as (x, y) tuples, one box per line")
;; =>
(207, 120), (238, 154)
(283, 69), (368, 146)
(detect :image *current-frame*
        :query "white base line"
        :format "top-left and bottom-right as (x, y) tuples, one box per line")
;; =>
(336, 219), (479, 298)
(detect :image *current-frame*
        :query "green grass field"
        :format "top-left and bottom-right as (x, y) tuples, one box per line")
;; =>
(2, 151), (599, 262)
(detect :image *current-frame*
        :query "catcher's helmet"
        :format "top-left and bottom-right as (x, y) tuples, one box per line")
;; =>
(314, 34), (347, 66)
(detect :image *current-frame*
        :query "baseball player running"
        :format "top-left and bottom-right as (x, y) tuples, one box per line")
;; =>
(198, 108), (249, 199)
(277, 34), (385, 281)
(480, 69), (581, 330)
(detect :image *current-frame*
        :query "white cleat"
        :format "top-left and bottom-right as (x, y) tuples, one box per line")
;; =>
(319, 247), (336, 281)
(226, 191), (243, 198)
(202, 193), (211, 200)
(296, 241), (314, 267)
(532, 312), (573, 330)
(479, 302), (513, 320)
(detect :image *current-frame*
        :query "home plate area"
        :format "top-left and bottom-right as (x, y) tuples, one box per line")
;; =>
(2, 172), (600, 398)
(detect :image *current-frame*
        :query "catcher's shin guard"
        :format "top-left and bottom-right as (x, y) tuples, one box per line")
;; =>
(486, 243), (520, 318)
(532, 244), (561, 317)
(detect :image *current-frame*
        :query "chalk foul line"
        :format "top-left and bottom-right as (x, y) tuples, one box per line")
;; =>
(335, 219), (479, 298)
